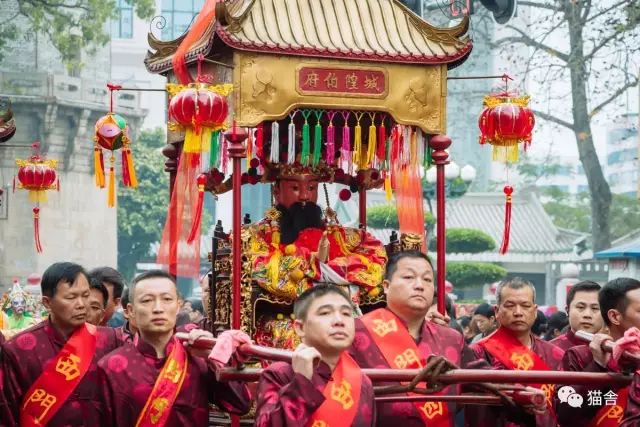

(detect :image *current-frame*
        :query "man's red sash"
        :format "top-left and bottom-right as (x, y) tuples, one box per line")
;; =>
(589, 386), (628, 427)
(135, 336), (189, 427)
(478, 327), (556, 411)
(20, 323), (97, 427)
(308, 353), (363, 427)
(361, 308), (450, 427)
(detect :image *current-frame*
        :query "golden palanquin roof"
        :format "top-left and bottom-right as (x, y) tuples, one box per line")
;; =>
(145, 0), (472, 74)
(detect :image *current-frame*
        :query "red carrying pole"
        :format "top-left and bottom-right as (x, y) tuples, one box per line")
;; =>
(225, 125), (248, 330)
(428, 135), (452, 315)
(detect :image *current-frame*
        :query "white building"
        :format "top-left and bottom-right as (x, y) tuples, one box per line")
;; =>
(606, 113), (638, 197)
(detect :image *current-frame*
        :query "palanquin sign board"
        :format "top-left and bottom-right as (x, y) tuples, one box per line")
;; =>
(146, 0), (473, 333)
(146, 0), (472, 135)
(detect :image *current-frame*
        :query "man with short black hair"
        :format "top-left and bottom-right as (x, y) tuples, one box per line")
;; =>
(1, 262), (122, 426)
(116, 287), (136, 342)
(255, 284), (374, 426)
(348, 250), (488, 426)
(88, 266), (125, 327)
(97, 269), (250, 426)
(551, 280), (603, 351)
(87, 281), (108, 326)
(558, 278), (640, 426)
(471, 303), (497, 342)
(469, 277), (564, 427)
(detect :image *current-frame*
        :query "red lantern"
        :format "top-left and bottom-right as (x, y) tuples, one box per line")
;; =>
(14, 142), (59, 253)
(167, 82), (232, 155)
(478, 93), (535, 162)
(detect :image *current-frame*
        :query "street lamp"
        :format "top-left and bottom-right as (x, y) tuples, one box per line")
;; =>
(423, 161), (476, 212)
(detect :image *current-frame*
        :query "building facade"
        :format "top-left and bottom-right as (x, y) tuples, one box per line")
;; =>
(606, 113), (638, 196)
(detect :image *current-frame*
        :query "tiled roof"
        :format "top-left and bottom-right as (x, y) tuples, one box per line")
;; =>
(595, 236), (640, 258)
(145, 0), (472, 73)
(335, 189), (585, 256)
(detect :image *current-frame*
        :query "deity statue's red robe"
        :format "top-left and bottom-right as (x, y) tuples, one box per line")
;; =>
(97, 335), (251, 427)
(347, 308), (486, 426)
(255, 360), (375, 427)
(247, 221), (387, 301)
(550, 329), (585, 352)
(556, 344), (628, 427)
(0, 319), (122, 426)
(467, 329), (565, 427)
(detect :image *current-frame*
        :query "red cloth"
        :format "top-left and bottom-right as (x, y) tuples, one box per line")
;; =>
(254, 360), (375, 427)
(468, 334), (565, 427)
(0, 319), (123, 427)
(550, 329), (585, 352)
(97, 334), (251, 427)
(348, 312), (487, 426)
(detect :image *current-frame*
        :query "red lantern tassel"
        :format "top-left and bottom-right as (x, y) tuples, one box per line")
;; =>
(187, 174), (207, 243)
(499, 185), (514, 254)
(108, 155), (116, 208)
(94, 148), (105, 188)
(33, 207), (42, 253)
(121, 150), (131, 187)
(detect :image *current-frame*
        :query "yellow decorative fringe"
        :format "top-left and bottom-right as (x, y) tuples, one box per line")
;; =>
(492, 145), (519, 163)
(108, 155), (116, 208)
(384, 174), (392, 201)
(126, 148), (138, 188)
(94, 148), (105, 188)
(366, 123), (376, 168)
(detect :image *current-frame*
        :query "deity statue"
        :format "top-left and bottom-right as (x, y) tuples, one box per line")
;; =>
(0, 279), (40, 338)
(244, 166), (388, 306)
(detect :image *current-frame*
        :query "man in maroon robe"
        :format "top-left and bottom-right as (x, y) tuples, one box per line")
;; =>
(557, 278), (640, 427)
(551, 281), (603, 351)
(113, 287), (136, 342)
(1, 262), (123, 427)
(256, 284), (375, 426)
(469, 277), (564, 427)
(97, 270), (250, 426)
(347, 250), (491, 426)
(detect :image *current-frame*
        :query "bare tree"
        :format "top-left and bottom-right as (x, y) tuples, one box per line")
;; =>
(484, 1), (639, 251)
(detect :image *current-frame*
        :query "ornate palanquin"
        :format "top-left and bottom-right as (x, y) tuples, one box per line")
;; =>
(146, 0), (472, 338)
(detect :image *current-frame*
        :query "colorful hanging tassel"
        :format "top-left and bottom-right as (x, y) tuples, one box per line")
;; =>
(499, 185), (514, 254)
(301, 110), (312, 166)
(123, 147), (138, 187)
(187, 174), (207, 243)
(493, 145), (519, 162)
(287, 115), (296, 164)
(312, 110), (323, 166)
(221, 134), (229, 174)
(340, 111), (352, 174)
(209, 130), (220, 168)
(107, 154), (116, 208)
(376, 116), (387, 168)
(33, 206), (42, 253)
(384, 170), (392, 201)
(352, 112), (364, 169)
(246, 126), (254, 163)
(94, 148), (105, 188)
(270, 121), (280, 163)
(366, 112), (377, 169)
(255, 124), (264, 162)
(416, 128), (425, 167)
(326, 111), (336, 165)
(121, 150), (131, 187)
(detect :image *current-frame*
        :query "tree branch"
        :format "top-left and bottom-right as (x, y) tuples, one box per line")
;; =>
(518, 1), (560, 12)
(502, 25), (570, 63)
(532, 109), (575, 130)
(584, 0), (631, 24)
(589, 78), (640, 118)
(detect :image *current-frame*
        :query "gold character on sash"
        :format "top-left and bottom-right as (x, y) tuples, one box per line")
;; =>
(509, 352), (534, 371)
(311, 421), (328, 427)
(372, 319), (397, 338)
(393, 349), (420, 369)
(149, 397), (169, 424)
(330, 379), (354, 410)
(420, 401), (444, 419)
(596, 404), (624, 425)
(540, 384), (554, 406)
(55, 354), (82, 381)
(24, 388), (57, 423)
(163, 359), (182, 384)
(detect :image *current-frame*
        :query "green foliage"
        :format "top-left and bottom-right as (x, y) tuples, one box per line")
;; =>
(543, 192), (640, 240)
(428, 228), (496, 253)
(117, 128), (168, 281)
(366, 204), (435, 230)
(446, 262), (507, 289)
(0, 0), (156, 67)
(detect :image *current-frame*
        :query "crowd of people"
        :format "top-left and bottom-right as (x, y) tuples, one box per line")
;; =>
(1, 255), (640, 426)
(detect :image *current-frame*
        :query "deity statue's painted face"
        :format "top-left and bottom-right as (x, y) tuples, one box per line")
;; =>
(11, 295), (26, 315)
(274, 176), (319, 209)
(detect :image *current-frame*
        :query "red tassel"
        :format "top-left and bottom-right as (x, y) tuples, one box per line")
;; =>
(377, 120), (386, 163)
(33, 207), (42, 253)
(121, 150), (131, 187)
(187, 174), (207, 243)
(499, 185), (513, 254)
